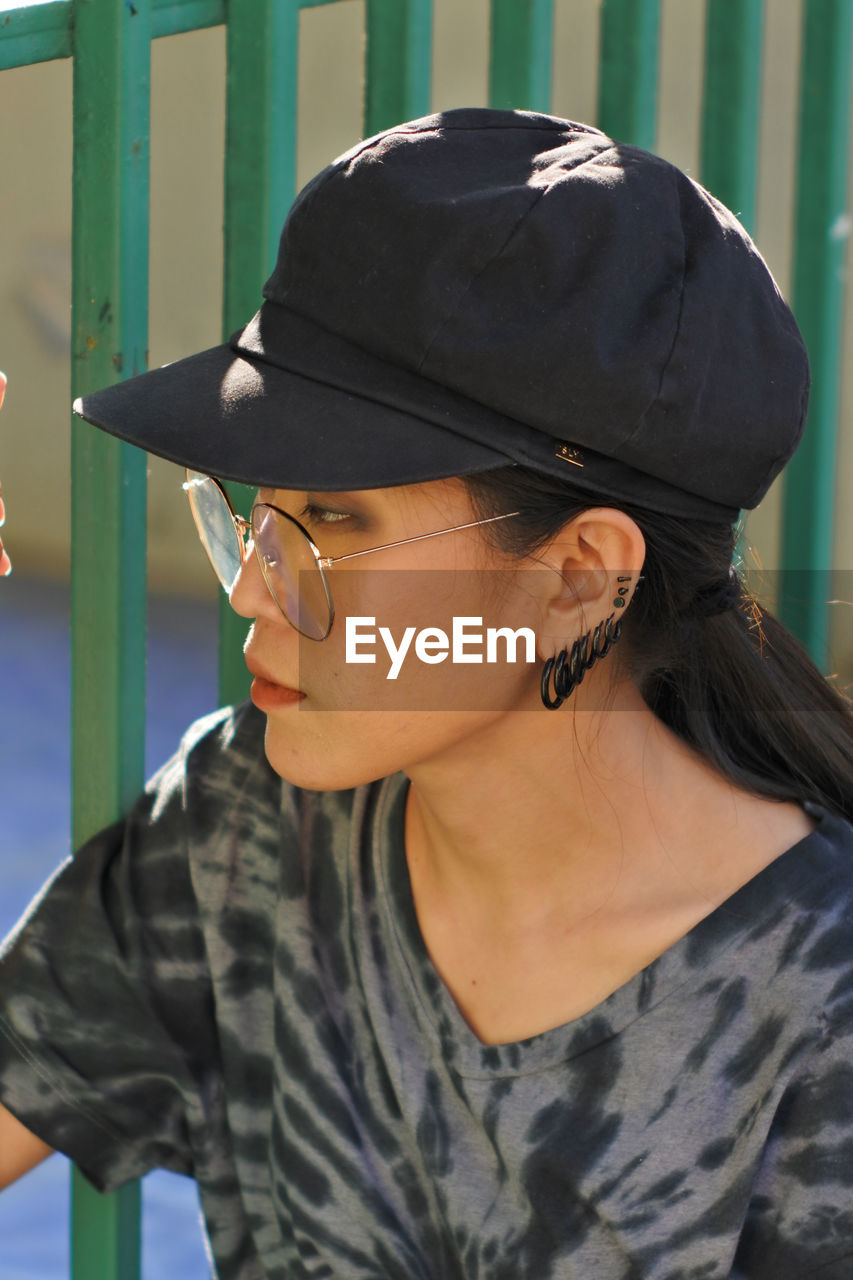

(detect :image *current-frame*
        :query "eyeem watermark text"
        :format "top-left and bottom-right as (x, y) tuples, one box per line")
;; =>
(346, 616), (537, 680)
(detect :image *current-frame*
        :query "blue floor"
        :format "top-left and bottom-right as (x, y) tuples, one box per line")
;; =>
(0, 573), (222, 1278)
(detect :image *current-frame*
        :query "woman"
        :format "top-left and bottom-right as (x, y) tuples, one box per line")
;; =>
(1, 109), (852, 1278)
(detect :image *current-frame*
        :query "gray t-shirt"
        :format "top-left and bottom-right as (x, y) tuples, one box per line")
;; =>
(1, 701), (852, 1279)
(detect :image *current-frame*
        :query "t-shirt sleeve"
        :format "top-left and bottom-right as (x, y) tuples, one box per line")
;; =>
(0, 708), (238, 1193)
(731, 1005), (853, 1279)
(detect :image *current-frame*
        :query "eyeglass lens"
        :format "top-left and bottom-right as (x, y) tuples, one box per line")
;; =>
(184, 472), (333, 640)
(250, 505), (333, 640)
(184, 472), (243, 591)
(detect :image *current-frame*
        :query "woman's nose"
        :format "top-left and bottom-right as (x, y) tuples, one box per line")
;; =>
(228, 539), (281, 622)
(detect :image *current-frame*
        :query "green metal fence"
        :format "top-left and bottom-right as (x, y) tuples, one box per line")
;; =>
(1, 0), (851, 1275)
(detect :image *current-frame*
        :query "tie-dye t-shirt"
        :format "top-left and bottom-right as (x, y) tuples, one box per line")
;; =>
(1, 701), (852, 1279)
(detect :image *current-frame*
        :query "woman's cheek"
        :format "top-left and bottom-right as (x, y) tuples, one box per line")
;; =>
(296, 568), (539, 715)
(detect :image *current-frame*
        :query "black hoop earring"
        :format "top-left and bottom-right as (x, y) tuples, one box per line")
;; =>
(540, 653), (564, 710)
(555, 631), (586, 699)
(539, 612), (625, 711)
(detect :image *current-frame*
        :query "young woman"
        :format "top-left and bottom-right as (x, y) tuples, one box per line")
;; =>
(1, 109), (852, 1279)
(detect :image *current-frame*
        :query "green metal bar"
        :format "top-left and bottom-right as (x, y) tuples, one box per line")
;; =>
(700, 0), (763, 234)
(71, 1179), (143, 1280)
(70, 0), (151, 1272)
(488, 0), (554, 112)
(218, 0), (302, 705)
(152, 0), (224, 38)
(0, 1), (71, 70)
(224, 0), (299, 295)
(779, 0), (853, 665)
(700, 0), (764, 570)
(365, 0), (432, 135)
(597, 0), (661, 148)
(0, 0), (349, 68)
(155, 0), (345, 42)
(0, 0), (229, 67)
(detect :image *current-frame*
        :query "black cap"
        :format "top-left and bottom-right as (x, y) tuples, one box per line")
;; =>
(73, 107), (810, 522)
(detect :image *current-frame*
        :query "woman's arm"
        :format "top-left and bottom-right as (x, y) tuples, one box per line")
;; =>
(0, 1099), (54, 1190)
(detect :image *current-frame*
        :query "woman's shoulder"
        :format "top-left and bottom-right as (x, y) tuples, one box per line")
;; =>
(156, 697), (269, 780)
(149, 699), (297, 822)
(158, 699), (392, 865)
(787, 802), (853, 1006)
(788, 799), (853, 897)
(716, 798), (853, 943)
(705, 799), (853, 1034)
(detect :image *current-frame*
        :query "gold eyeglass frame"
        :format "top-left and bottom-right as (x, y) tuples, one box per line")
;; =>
(184, 470), (519, 641)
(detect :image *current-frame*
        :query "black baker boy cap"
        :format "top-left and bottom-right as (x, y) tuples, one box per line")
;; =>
(74, 107), (810, 523)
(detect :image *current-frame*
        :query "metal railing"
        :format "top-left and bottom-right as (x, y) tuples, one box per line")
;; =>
(1, 1), (851, 1275)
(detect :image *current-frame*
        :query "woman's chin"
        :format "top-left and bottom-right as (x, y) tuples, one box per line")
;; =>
(259, 711), (393, 792)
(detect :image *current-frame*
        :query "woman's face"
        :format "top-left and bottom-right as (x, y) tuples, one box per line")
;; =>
(229, 477), (554, 789)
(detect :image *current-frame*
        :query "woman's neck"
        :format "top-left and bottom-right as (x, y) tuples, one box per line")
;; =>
(403, 677), (812, 936)
(401, 677), (816, 1043)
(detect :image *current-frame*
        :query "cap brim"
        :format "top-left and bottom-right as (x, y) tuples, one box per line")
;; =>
(72, 324), (509, 492)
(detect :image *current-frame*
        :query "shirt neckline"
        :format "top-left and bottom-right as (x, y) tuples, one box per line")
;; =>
(373, 774), (848, 1079)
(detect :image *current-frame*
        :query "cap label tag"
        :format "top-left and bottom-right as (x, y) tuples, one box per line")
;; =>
(555, 443), (584, 467)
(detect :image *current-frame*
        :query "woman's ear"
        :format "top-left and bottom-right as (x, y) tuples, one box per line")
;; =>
(533, 508), (646, 653)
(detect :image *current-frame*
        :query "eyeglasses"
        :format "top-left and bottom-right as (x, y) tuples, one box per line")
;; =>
(183, 470), (519, 641)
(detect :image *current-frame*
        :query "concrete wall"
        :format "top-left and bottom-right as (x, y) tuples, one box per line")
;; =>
(1, 0), (850, 671)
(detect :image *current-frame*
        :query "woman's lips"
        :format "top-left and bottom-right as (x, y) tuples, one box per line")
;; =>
(250, 676), (305, 710)
(244, 658), (305, 710)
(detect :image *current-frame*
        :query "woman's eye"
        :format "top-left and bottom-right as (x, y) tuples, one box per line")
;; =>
(299, 503), (353, 526)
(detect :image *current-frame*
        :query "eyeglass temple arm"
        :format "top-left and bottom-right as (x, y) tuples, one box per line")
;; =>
(316, 510), (520, 570)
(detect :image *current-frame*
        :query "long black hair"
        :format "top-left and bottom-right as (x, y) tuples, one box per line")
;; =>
(465, 465), (853, 823)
